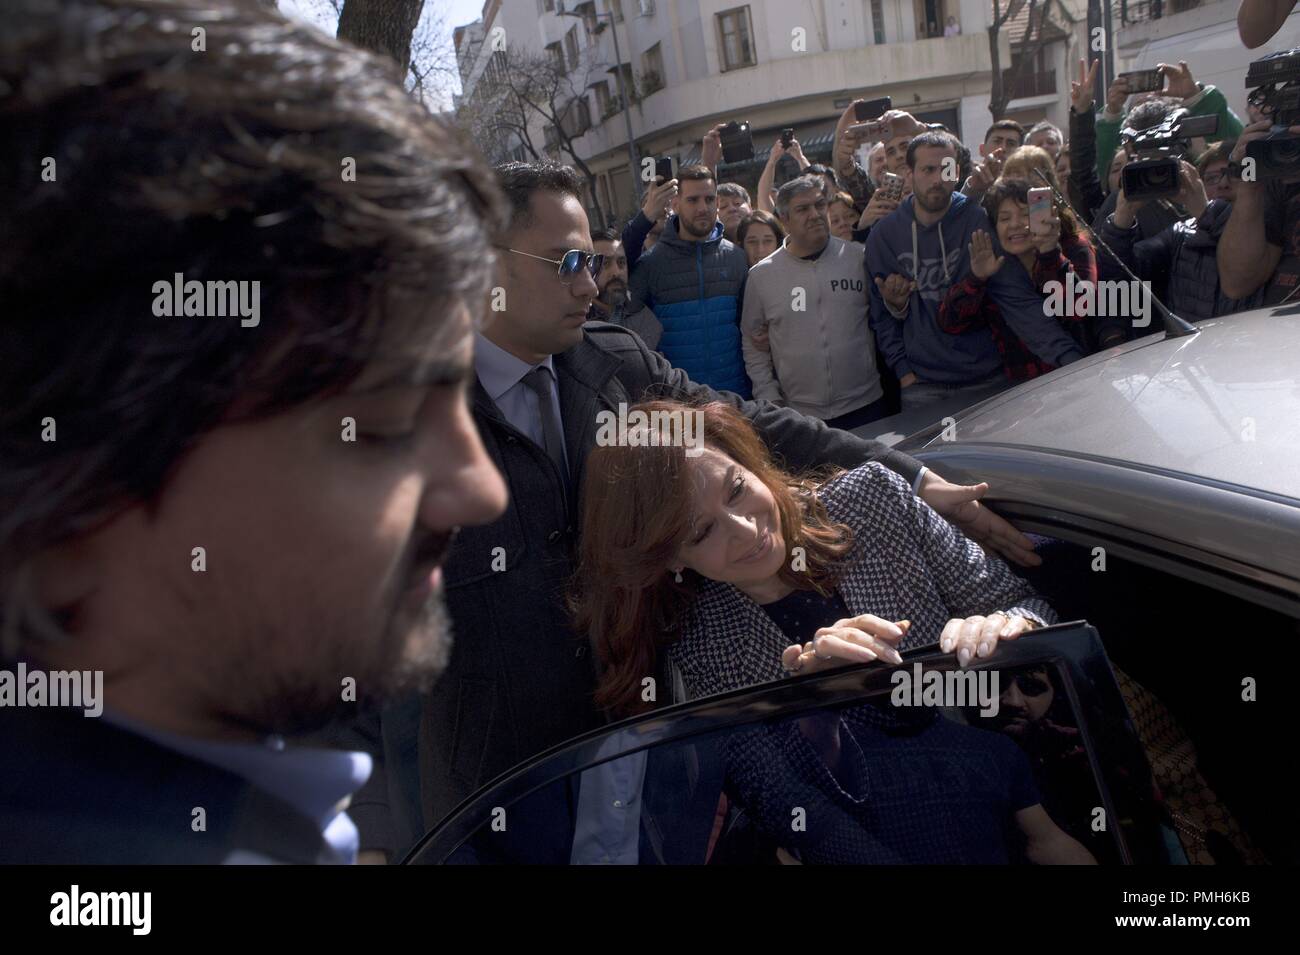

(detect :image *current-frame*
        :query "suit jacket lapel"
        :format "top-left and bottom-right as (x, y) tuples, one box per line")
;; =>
(554, 334), (623, 507)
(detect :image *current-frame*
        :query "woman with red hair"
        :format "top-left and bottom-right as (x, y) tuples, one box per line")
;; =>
(568, 400), (1094, 864)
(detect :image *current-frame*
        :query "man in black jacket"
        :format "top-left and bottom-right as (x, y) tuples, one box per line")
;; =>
(349, 161), (1044, 862)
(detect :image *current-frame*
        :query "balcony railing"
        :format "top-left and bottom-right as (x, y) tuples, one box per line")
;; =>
(1002, 69), (1057, 99)
(1114, 0), (1203, 25)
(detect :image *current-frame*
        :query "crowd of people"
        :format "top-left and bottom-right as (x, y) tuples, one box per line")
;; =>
(594, 55), (1298, 425)
(1, 0), (1294, 867)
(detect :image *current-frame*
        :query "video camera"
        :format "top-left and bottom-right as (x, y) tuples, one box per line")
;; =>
(1244, 47), (1300, 179)
(1119, 108), (1219, 200)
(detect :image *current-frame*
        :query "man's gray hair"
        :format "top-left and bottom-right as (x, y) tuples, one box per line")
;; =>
(1026, 120), (1063, 142)
(774, 175), (825, 220)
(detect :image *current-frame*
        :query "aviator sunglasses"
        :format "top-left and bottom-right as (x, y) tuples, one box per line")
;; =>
(505, 247), (605, 284)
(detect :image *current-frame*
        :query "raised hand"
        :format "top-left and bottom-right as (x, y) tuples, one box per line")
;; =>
(1105, 73), (1131, 115)
(861, 187), (900, 226)
(1158, 60), (1197, 100)
(1176, 159), (1208, 218)
(968, 230), (1004, 280)
(1031, 207), (1061, 253)
(641, 175), (678, 222)
(964, 147), (1004, 198)
(1071, 58), (1099, 114)
(701, 124), (723, 170)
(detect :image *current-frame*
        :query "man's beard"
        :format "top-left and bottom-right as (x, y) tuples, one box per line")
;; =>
(598, 281), (628, 307)
(917, 186), (952, 215)
(245, 588), (455, 739)
(247, 535), (459, 737)
(681, 216), (714, 239)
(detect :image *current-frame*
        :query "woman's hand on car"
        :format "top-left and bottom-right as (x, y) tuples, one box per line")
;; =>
(782, 615), (909, 674)
(940, 613), (1037, 667)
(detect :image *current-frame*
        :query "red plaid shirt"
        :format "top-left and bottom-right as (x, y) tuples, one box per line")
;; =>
(939, 232), (1097, 382)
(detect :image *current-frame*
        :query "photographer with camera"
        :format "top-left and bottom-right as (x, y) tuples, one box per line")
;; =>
(1218, 129), (1300, 307)
(1093, 61), (1243, 186)
(1089, 103), (1218, 310)
(1217, 48), (1300, 307)
(1097, 160), (1263, 322)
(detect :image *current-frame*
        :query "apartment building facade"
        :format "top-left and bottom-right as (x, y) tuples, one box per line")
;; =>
(457, 0), (1020, 226)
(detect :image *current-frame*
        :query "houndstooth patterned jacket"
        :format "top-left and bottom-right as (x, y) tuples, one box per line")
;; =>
(668, 462), (1055, 702)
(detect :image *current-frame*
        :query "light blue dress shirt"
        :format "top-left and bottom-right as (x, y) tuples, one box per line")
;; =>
(473, 331), (570, 475)
(104, 710), (370, 864)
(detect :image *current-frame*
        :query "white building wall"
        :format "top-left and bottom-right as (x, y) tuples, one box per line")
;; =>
(1115, 0), (1300, 119)
(456, 0), (1015, 218)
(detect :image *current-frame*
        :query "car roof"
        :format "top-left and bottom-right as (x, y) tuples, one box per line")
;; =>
(915, 307), (1300, 502)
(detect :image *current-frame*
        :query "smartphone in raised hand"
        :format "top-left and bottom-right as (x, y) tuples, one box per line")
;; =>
(1119, 69), (1163, 93)
(1028, 186), (1053, 234)
(855, 96), (891, 121)
(655, 156), (674, 183)
(719, 121), (754, 163)
(880, 171), (905, 202)
(847, 119), (889, 142)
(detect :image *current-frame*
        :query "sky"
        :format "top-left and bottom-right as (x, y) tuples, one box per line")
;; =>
(279, 0), (488, 108)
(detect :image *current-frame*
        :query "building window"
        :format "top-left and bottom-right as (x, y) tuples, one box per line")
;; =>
(608, 0), (624, 23)
(542, 0), (555, 11)
(641, 42), (664, 94)
(871, 0), (886, 44)
(593, 80), (613, 116)
(717, 7), (756, 72)
(486, 49), (507, 85)
(575, 1), (598, 33)
(557, 96), (592, 138)
(638, 0), (656, 16)
(565, 26), (580, 69)
(545, 41), (564, 71)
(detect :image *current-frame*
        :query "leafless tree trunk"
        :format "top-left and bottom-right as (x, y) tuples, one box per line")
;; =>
(987, 0), (1054, 121)
(336, 0), (425, 74)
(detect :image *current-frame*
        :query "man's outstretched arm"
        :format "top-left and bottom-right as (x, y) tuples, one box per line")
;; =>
(595, 325), (1041, 566)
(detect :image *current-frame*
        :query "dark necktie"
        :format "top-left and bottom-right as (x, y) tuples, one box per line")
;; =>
(522, 365), (569, 487)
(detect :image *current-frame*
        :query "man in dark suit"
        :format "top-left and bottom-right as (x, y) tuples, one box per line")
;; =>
(0, 0), (508, 863)
(350, 162), (1043, 862)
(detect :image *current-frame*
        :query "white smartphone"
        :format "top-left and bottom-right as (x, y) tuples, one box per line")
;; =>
(847, 119), (889, 142)
(1028, 186), (1053, 234)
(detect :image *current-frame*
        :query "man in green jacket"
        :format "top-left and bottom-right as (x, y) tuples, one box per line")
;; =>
(1093, 60), (1243, 183)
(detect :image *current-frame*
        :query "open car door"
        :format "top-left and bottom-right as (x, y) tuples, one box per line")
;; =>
(404, 623), (1179, 865)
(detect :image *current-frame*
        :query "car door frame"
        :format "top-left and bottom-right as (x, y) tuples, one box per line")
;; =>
(403, 623), (1155, 865)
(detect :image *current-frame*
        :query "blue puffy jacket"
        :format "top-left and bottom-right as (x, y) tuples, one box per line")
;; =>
(628, 216), (751, 397)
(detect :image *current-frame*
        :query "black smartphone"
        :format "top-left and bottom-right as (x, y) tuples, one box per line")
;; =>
(855, 96), (892, 121)
(780, 128), (794, 148)
(1119, 69), (1163, 93)
(654, 156), (674, 183)
(719, 121), (754, 164)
